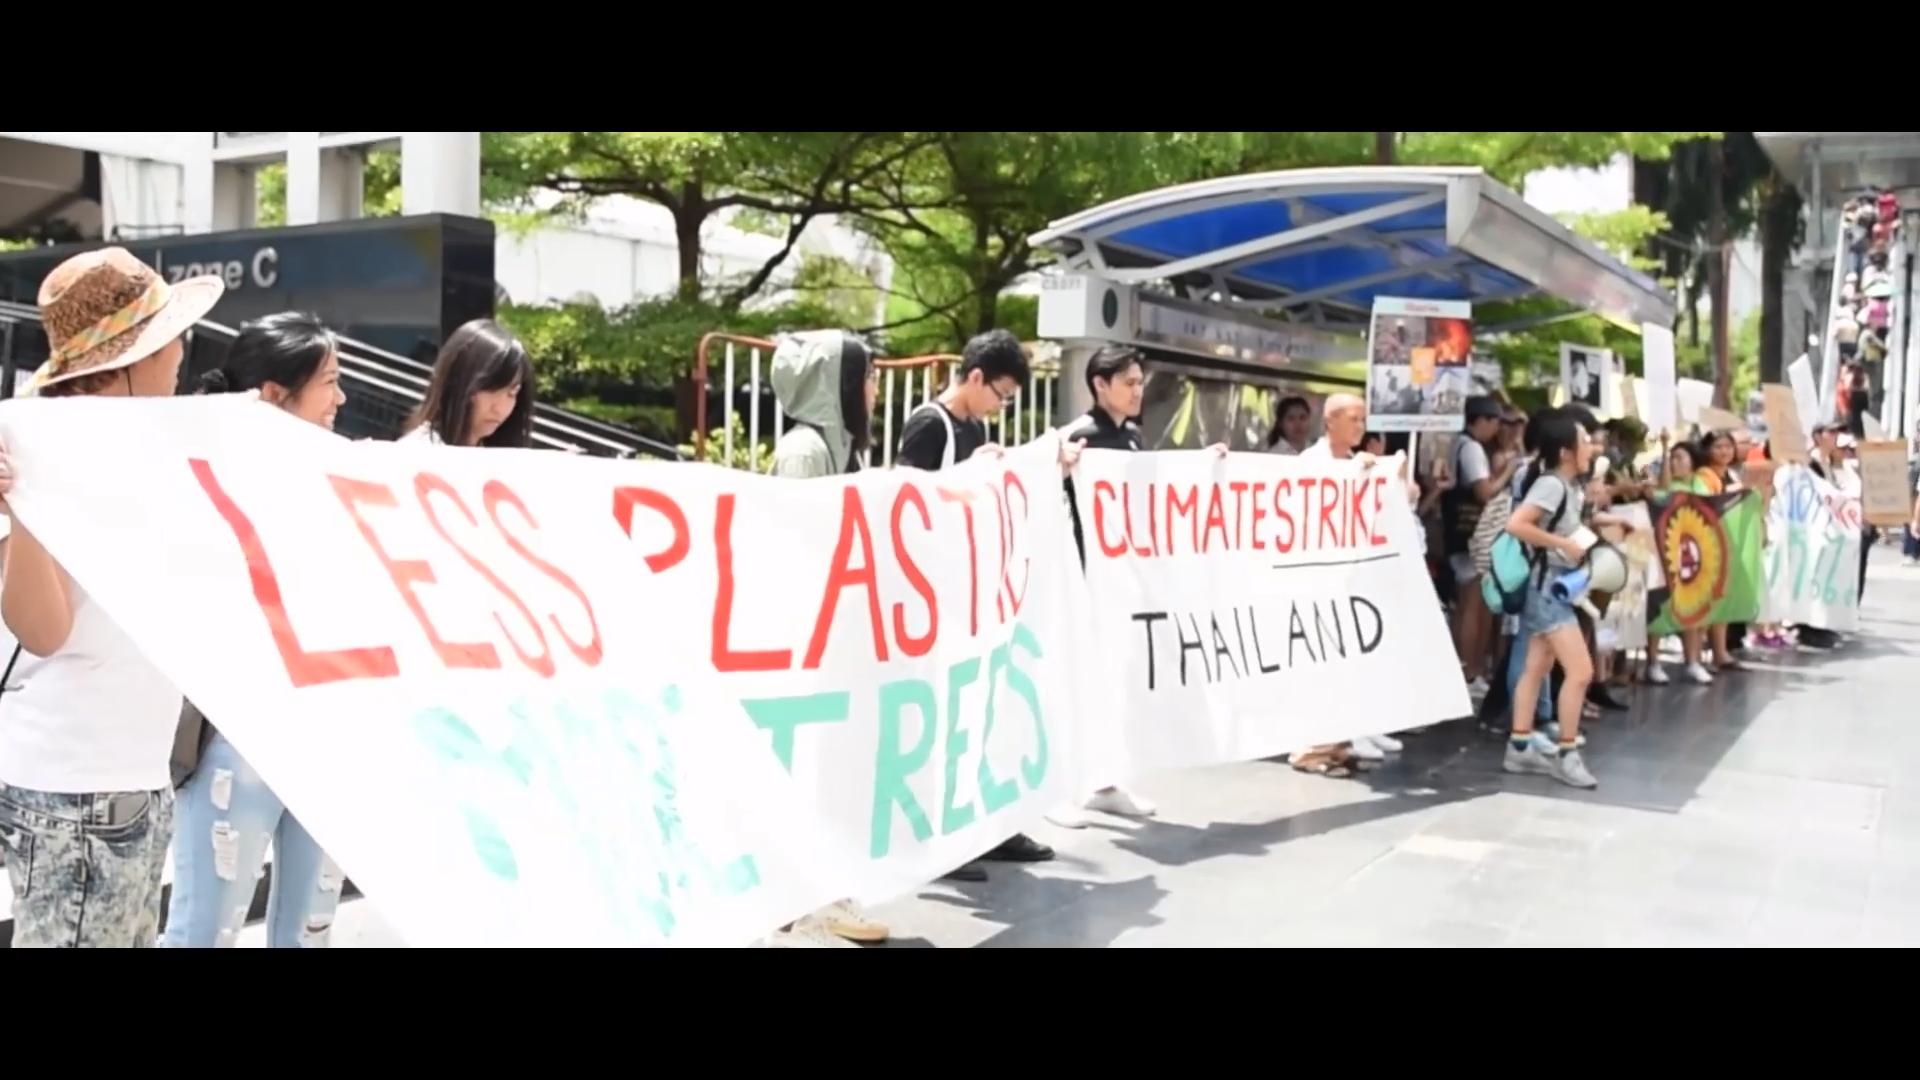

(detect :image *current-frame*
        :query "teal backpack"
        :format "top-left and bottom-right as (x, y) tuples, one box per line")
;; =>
(1481, 475), (1569, 617)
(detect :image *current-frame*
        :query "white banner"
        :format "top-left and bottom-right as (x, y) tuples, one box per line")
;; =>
(1764, 465), (1860, 631)
(0, 396), (1082, 945)
(1069, 449), (1469, 773)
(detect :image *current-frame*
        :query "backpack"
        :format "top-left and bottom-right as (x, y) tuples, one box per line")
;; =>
(1480, 474), (1569, 617)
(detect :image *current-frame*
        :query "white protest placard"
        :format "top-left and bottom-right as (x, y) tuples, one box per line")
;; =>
(1559, 343), (1616, 417)
(1762, 384), (1808, 463)
(1641, 322), (1677, 431)
(1765, 465), (1861, 631)
(1677, 379), (1717, 425)
(1069, 449), (1469, 773)
(1788, 355), (1821, 435)
(0, 395), (1084, 945)
(1365, 297), (1473, 433)
(1857, 439), (1915, 527)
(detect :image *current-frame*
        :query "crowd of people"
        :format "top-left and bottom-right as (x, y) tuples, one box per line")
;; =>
(1271, 373), (1920, 796)
(1835, 188), (1903, 438)
(1, 241), (1914, 949)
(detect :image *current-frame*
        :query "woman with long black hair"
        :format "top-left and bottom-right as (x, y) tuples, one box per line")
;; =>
(402, 319), (535, 448)
(1501, 411), (1632, 789)
(167, 312), (350, 947)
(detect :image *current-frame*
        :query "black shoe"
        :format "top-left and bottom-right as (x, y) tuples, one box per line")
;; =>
(1587, 685), (1628, 711)
(941, 862), (989, 882)
(983, 832), (1054, 862)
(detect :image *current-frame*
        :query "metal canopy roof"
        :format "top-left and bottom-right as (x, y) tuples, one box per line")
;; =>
(1030, 166), (1674, 330)
(1757, 132), (1920, 201)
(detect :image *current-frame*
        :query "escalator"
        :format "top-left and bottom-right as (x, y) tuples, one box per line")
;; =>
(0, 299), (682, 459)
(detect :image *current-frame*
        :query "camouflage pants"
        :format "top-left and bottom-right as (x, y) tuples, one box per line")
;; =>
(0, 783), (173, 948)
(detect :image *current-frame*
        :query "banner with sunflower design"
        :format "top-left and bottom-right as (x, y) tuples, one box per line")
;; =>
(1647, 489), (1766, 635)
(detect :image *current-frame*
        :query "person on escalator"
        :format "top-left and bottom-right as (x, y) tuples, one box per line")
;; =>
(762, 329), (893, 947)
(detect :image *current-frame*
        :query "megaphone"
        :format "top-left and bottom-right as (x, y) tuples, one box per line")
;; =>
(1549, 541), (1629, 602)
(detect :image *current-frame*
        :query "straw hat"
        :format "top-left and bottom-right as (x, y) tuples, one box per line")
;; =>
(30, 247), (223, 391)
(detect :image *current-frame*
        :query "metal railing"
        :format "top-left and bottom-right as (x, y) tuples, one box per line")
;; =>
(693, 331), (1062, 471)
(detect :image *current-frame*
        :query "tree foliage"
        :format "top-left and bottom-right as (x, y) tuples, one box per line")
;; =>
(482, 132), (945, 307)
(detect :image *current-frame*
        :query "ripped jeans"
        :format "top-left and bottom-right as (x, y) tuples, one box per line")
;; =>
(163, 731), (342, 948)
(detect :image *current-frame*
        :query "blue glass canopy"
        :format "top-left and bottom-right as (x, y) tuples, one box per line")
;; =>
(1030, 167), (1674, 329)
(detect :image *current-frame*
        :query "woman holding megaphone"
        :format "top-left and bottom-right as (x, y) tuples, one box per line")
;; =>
(1499, 412), (1635, 790)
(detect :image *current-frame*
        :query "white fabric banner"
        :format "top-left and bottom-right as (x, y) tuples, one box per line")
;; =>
(0, 396), (1081, 945)
(1069, 449), (1469, 773)
(1764, 465), (1861, 631)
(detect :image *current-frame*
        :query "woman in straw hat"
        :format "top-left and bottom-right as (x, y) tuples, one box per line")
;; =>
(164, 311), (351, 948)
(0, 247), (223, 947)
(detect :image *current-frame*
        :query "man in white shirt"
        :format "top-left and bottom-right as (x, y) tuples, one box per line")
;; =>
(1292, 394), (1423, 767)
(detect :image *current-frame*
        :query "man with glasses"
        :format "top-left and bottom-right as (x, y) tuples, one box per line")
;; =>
(893, 328), (1053, 877)
(896, 328), (1029, 471)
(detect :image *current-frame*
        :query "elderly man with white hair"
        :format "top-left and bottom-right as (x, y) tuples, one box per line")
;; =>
(1288, 393), (1428, 774)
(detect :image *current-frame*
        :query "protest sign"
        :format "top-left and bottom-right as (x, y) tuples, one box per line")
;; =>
(1366, 297), (1472, 433)
(1857, 440), (1914, 527)
(1069, 449), (1469, 772)
(1647, 489), (1765, 635)
(1559, 343), (1615, 416)
(1762, 384), (1808, 463)
(0, 396), (1081, 944)
(1764, 465), (1860, 631)
(1641, 323), (1676, 432)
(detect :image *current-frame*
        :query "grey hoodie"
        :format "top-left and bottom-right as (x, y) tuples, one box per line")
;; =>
(770, 330), (855, 479)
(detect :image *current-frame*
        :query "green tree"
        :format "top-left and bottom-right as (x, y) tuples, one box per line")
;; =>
(483, 131), (945, 308)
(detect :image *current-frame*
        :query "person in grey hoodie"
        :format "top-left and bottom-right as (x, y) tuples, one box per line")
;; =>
(771, 329), (876, 479)
(764, 329), (890, 947)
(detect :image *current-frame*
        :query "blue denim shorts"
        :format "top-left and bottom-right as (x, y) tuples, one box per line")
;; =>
(1520, 576), (1578, 638)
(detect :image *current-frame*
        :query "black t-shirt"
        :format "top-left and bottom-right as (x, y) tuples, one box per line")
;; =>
(896, 403), (986, 469)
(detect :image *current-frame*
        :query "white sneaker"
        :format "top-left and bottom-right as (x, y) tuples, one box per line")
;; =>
(1536, 726), (1587, 751)
(1348, 736), (1386, 761)
(1685, 662), (1715, 685)
(1466, 676), (1491, 698)
(819, 898), (888, 943)
(1085, 787), (1158, 818)
(1644, 663), (1670, 685)
(1367, 732), (1405, 753)
(1548, 748), (1599, 789)
(1502, 740), (1554, 775)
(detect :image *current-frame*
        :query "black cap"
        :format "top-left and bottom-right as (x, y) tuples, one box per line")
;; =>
(1464, 395), (1503, 421)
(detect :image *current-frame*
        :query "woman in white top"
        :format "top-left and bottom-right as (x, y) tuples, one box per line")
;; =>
(163, 312), (351, 948)
(0, 247), (223, 947)
(398, 319), (534, 448)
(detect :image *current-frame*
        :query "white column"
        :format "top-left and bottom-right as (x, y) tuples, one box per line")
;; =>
(210, 163), (255, 231)
(285, 131), (321, 226)
(317, 148), (364, 221)
(401, 131), (481, 216)
(182, 154), (215, 234)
